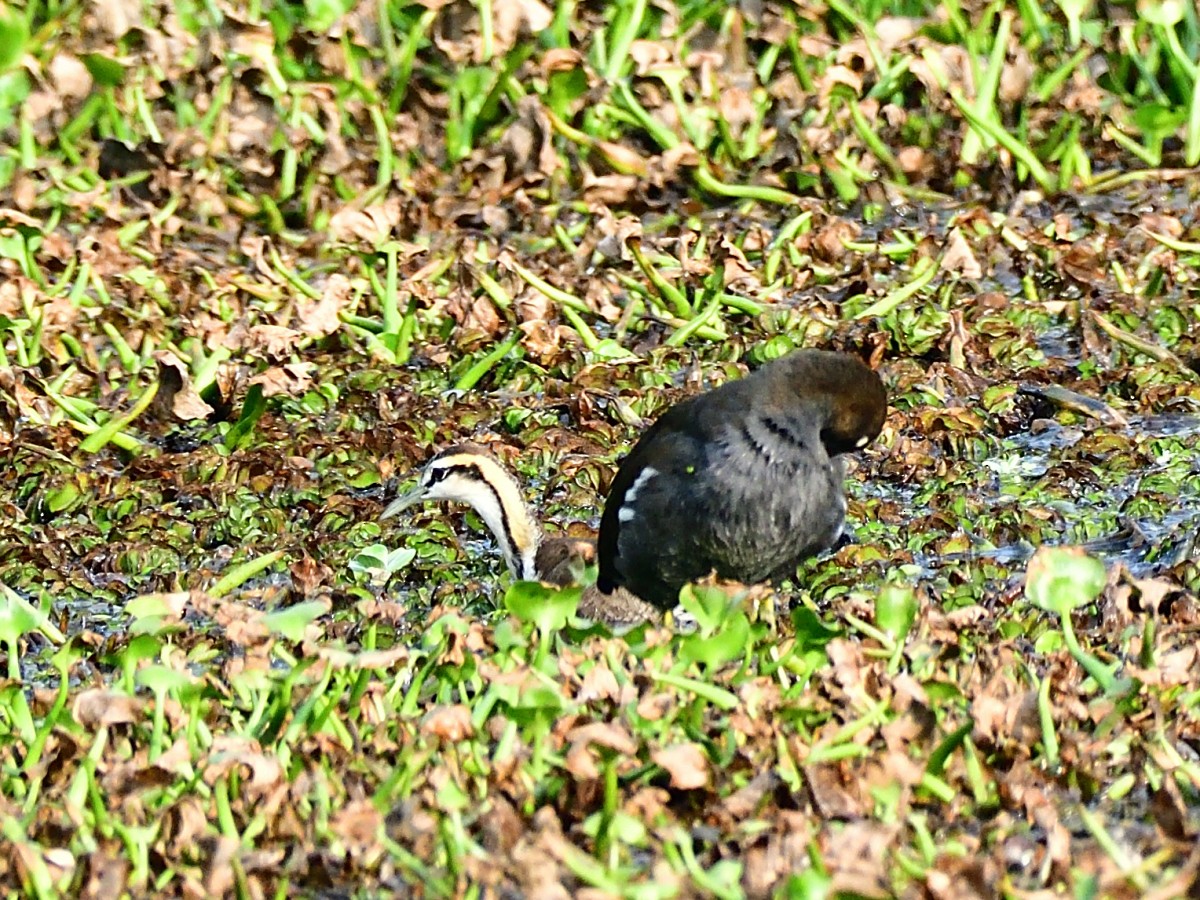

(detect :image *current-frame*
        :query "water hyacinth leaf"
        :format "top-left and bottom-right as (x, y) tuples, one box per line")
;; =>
(875, 584), (918, 642)
(136, 663), (194, 695)
(350, 543), (416, 584)
(504, 581), (580, 634)
(261, 601), (328, 641)
(125, 592), (186, 635)
(45, 481), (81, 513)
(677, 583), (740, 633)
(0, 582), (64, 645)
(1025, 546), (1107, 616)
(678, 611), (751, 670)
(790, 608), (841, 649)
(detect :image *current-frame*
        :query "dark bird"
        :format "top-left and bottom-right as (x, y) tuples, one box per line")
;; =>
(382, 443), (660, 626)
(595, 349), (887, 611)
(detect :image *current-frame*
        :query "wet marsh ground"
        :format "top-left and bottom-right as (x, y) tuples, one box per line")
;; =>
(3, 0), (1200, 896)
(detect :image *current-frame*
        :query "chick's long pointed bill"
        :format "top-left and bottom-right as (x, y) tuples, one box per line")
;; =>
(380, 483), (428, 520)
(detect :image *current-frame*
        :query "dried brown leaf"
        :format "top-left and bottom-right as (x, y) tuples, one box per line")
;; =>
(628, 40), (672, 74)
(72, 689), (143, 728)
(541, 48), (583, 76)
(203, 736), (283, 792)
(243, 324), (302, 357)
(330, 799), (383, 854)
(941, 229), (982, 279)
(328, 199), (402, 245)
(581, 172), (639, 206)
(566, 721), (637, 755)
(422, 704), (474, 741)
(651, 743), (709, 790)
(153, 350), (215, 421)
(296, 273), (351, 338)
(577, 662), (621, 703)
(49, 54), (93, 99)
(249, 362), (315, 398)
(823, 821), (897, 897)
(493, 0), (553, 55)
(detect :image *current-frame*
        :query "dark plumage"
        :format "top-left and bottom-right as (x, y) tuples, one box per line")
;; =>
(596, 349), (887, 610)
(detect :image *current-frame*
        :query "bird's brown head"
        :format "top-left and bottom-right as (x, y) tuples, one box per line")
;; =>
(775, 350), (887, 456)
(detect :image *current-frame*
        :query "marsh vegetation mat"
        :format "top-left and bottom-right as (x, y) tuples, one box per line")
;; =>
(2, 0), (1200, 896)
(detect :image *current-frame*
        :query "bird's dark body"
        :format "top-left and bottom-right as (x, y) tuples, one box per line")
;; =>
(596, 350), (886, 610)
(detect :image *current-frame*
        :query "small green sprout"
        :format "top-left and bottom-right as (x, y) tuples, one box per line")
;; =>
(350, 543), (417, 587)
(1025, 546), (1118, 693)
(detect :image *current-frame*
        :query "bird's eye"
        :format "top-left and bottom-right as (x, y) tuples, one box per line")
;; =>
(426, 466), (450, 486)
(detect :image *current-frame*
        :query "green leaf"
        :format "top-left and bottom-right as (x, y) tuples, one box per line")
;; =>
(125, 592), (185, 635)
(123, 633), (162, 668)
(504, 581), (579, 634)
(136, 664), (193, 695)
(779, 867), (833, 900)
(83, 52), (126, 87)
(677, 583), (740, 633)
(209, 549), (285, 597)
(1034, 630), (1065, 654)
(0, 5), (28, 72)
(650, 670), (740, 710)
(0, 582), (64, 644)
(46, 481), (81, 513)
(875, 584), (918, 642)
(261, 600), (327, 641)
(224, 383), (266, 450)
(1025, 547), (1107, 616)
(1138, 0), (1184, 26)
(790, 607), (841, 649)
(0, 69), (29, 131)
(350, 543), (416, 583)
(304, 0), (352, 31)
(678, 612), (751, 670)
(511, 682), (566, 712)
(1132, 103), (1185, 135)
(78, 379), (159, 454)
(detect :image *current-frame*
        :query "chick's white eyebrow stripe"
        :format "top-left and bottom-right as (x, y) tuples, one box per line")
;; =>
(424, 453), (542, 581)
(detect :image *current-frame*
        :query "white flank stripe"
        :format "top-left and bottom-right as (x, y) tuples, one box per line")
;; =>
(623, 466), (658, 504)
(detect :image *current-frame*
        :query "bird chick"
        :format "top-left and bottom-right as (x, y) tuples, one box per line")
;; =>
(382, 443), (661, 625)
(381, 443), (585, 585)
(596, 349), (887, 610)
